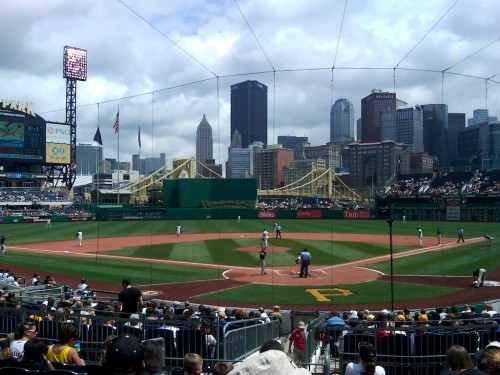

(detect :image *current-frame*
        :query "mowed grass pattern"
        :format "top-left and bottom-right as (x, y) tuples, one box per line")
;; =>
(1, 218), (498, 305)
(103, 238), (415, 267)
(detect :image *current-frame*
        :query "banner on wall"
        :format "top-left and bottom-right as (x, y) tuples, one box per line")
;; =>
(258, 210), (276, 219)
(296, 210), (321, 219)
(343, 209), (371, 219)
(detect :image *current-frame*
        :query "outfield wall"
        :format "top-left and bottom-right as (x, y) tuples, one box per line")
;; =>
(377, 195), (500, 221)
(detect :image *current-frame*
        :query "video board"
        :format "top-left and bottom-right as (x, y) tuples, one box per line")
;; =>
(45, 122), (71, 164)
(0, 121), (44, 161)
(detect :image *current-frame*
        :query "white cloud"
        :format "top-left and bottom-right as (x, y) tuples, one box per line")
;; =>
(1, 0), (499, 171)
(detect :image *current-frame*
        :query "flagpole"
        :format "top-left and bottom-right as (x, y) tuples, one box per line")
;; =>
(117, 105), (120, 204)
(138, 124), (141, 205)
(96, 104), (100, 205)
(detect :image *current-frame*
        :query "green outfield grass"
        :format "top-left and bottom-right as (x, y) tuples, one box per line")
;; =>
(2, 219), (499, 244)
(102, 238), (414, 267)
(1, 218), (498, 306)
(197, 280), (459, 305)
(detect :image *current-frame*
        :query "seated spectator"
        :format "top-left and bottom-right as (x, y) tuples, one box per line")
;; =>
(212, 361), (234, 375)
(44, 275), (56, 285)
(184, 353), (203, 375)
(142, 338), (163, 375)
(227, 349), (310, 375)
(77, 278), (87, 290)
(46, 324), (85, 366)
(8, 322), (37, 360)
(14, 337), (56, 371)
(477, 341), (500, 375)
(260, 339), (284, 353)
(345, 343), (386, 375)
(103, 334), (144, 375)
(440, 345), (474, 375)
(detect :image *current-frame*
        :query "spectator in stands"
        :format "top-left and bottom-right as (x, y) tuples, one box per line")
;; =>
(183, 353), (203, 375)
(228, 349), (311, 375)
(28, 273), (40, 286)
(77, 278), (87, 291)
(14, 337), (56, 371)
(212, 361), (234, 375)
(8, 322), (37, 359)
(142, 338), (163, 375)
(104, 334), (144, 375)
(44, 275), (56, 286)
(46, 324), (85, 366)
(477, 341), (500, 375)
(345, 343), (385, 375)
(117, 278), (143, 318)
(441, 345), (474, 374)
(481, 303), (497, 317)
(288, 321), (306, 364)
(374, 314), (389, 351)
(260, 339), (284, 353)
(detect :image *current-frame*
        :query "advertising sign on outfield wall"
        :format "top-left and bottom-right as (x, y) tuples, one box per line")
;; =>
(258, 210), (276, 219)
(446, 206), (461, 221)
(343, 210), (371, 219)
(296, 210), (321, 219)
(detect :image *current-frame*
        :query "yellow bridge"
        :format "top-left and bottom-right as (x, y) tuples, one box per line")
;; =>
(118, 157), (363, 202)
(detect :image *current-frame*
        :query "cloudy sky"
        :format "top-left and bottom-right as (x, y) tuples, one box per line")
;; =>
(2, 0), (499, 171)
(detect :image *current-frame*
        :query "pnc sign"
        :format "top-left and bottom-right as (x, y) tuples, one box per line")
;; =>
(1, 99), (35, 117)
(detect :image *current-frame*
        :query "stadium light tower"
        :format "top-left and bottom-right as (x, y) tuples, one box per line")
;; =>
(62, 46), (87, 189)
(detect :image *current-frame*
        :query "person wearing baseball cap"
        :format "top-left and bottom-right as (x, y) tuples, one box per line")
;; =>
(288, 321), (306, 365)
(104, 334), (144, 375)
(475, 341), (500, 375)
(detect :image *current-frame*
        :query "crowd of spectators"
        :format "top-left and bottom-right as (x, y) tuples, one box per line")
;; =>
(0, 189), (72, 204)
(256, 197), (334, 210)
(388, 170), (500, 197)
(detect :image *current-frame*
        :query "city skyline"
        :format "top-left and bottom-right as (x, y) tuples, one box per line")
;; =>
(1, 1), (498, 168)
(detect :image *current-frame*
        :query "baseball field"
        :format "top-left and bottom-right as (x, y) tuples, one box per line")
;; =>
(1, 218), (499, 310)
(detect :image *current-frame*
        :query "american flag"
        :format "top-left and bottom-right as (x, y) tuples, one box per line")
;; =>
(113, 111), (119, 134)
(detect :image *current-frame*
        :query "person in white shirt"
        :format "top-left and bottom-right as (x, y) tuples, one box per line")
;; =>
(77, 278), (88, 290)
(175, 224), (181, 237)
(75, 230), (83, 247)
(262, 229), (269, 249)
(345, 343), (386, 375)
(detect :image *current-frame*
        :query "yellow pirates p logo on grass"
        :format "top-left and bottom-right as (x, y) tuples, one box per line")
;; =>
(306, 288), (352, 302)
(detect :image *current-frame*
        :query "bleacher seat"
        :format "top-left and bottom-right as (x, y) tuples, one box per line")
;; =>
(378, 334), (412, 375)
(144, 328), (177, 367)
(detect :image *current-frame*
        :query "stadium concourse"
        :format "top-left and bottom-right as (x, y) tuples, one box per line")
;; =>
(6, 231), (500, 311)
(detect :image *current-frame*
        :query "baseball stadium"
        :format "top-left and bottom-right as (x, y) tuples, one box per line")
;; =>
(1, 105), (500, 374)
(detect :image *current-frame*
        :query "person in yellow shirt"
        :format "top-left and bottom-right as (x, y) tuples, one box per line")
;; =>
(46, 324), (85, 366)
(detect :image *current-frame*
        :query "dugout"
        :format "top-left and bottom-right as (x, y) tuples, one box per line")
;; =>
(163, 178), (257, 208)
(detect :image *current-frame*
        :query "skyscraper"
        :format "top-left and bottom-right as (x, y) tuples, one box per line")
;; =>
(421, 104), (449, 169)
(330, 98), (354, 142)
(361, 91), (402, 143)
(396, 106), (424, 153)
(196, 114), (213, 173)
(230, 80), (268, 148)
(76, 142), (103, 175)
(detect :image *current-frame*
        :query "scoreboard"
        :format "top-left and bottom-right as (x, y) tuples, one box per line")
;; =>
(0, 99), (72, 166)
(0, 121), (44, 161)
